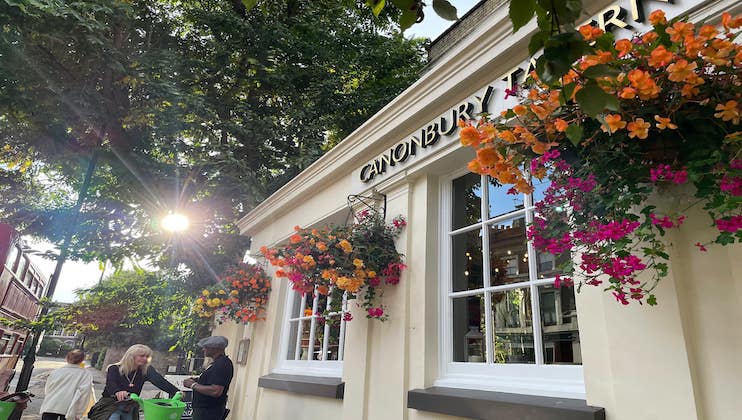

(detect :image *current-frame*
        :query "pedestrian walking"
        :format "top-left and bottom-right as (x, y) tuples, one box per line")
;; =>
(39, 349), (96, 420)
(183, 336), (233, 420)
(88, 344), (179, 420)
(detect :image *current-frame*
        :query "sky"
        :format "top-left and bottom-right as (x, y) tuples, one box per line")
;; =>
(406, 0), (480, 40)
(21, 1), (481, 304)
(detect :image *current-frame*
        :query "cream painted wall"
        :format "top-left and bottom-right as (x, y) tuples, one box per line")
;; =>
(578, 199), (742, 420)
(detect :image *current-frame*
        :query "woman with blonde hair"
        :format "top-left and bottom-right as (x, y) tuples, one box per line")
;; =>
(88, 344), (179, 420)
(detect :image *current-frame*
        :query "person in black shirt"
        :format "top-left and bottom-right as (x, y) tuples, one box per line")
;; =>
(184, 336), (234, 420)
(89, 344), (179, 420)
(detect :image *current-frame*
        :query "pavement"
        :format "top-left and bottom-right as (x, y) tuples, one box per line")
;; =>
(9, 357), (167, 420)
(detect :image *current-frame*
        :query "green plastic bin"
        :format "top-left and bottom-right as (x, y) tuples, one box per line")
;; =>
(130, 392), (186, 420)
(0, 401), (15, 420)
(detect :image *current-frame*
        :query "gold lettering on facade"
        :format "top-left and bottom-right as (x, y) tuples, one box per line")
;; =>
(597, 5), (628, 31)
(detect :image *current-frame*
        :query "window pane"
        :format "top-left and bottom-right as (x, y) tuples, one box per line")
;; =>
(531, 175), (551, 205)
(452, 295), (486, 363)
(488, 218), (529, 286)
(324, 318), (343, 361)
(491, 288), (535, 364)
(488, 178), (524, 219)
(5, 246), (19, 270)
(536, 251), (570, 280)
(452, 173), (481, 230)
(451, 229), (483, 292)
(539, 284), (581, 365)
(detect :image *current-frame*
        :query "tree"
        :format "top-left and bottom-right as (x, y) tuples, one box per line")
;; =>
(0, 0), (425, 288)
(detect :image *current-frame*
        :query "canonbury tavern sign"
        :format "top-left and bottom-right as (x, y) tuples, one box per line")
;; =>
(359, 0), (704, 183)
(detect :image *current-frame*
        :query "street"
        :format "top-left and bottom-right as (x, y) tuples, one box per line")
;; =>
(10, 357), (166, 420)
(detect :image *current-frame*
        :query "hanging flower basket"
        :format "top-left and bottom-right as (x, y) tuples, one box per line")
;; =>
(460, 11), (741, 306)
(261, 211), (406, 321)
(193, 262), (272, 324)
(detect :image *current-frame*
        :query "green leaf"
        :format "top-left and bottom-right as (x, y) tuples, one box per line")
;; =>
(528, 30), (549, 56)
(560, 82), (576, 104)
(366, 0), (386, 17)
(509, 0), (536, 33)
(566, 124), (583, 146)
(647, 295), (657, 306)
(241, 0), (258, 10)
(575, 81), (609, 117)
(399, 9), (418, 31)
(432, 0), (457, 21)
(582, 64), (621, 79)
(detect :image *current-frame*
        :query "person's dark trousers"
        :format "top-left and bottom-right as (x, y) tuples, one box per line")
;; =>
(192, 405), (226, 420)
(41, 414), (65, 420)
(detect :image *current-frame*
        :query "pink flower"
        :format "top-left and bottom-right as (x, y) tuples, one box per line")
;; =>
(695, 242), (708, 252)
(716, 216), (742, 232)
(368, 277), (381, 287)
(554, 274), (574, 288)
(720, 175), (742, 196)
(367, 307), (384, 318)
(650, 164), (688, 184)
(343, 312), (353, 322)
(612, 291), (630, 305)
(649, 213), (684, 229)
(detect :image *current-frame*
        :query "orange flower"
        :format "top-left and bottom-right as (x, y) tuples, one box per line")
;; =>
(654, 115), (678, 130)
(317, 285), (329, 295)
(648, 45), (674, 68)
(602, 114), (627, 133)
(627, 118), (650, 139)
(627, 69), (660, 99)
(666, 59), (697, 82)
(513, 104), (528, 116)
(499, 130), (517, 143)
(531, 141), (554, 155)
(684, 36), (705, 57)
(530, 104), (550, 120)
(460, 125), (480, 147)
(697, 25), (718, 41)
(642, 32), (659, 44)
(681, 83), (700, 98)
(467, 159), (483, 174)
(479, 123), (498, 143)
(316, 242), (328, 251)
(619, 87), (637, 99)
(303, 309), (313, 317)
(294, 225), (301, 231)
(615, 39), (633, 57)
(666, 21), (695, 43)
(714, 100), (740, 124)
(289, 234), (302, 244)
(648, 10), (667, 25)
(721, 12), (742, 30)
(554, 119), (568, 132)
(477, 147), (499, 166)
(579, 24), (604, 41)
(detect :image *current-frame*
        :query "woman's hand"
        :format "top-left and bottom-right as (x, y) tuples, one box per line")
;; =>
(115, 390), (129, 401)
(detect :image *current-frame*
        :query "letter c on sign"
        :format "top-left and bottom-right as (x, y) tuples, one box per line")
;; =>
(360, 164), (374, 182)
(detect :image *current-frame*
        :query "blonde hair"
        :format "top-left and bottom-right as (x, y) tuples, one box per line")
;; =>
(115, 344), (152, 376)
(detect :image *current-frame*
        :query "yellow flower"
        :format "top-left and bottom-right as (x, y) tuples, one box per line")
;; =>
(218, 289), (226, 295)
(353, 258), (364, 269)
(714, 100), (740, 124)
(367, 270), (376, 278)
(230, 290), (239, 296)
(338, 239), (353, 253)
(654, 115), (678, 130)
(627, 118), (650, 139)
(202, 290), (210, 296)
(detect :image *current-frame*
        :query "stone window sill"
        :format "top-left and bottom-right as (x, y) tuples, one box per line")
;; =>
(258, 373), (344, 399)
(408, 387), (605, 420)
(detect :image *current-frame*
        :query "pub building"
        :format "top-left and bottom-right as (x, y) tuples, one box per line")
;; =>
(214, 0), (742, 418)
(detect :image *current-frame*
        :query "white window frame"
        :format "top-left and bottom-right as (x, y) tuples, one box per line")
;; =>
(273, 284), (348, 378)
(436, 169), (585, 399)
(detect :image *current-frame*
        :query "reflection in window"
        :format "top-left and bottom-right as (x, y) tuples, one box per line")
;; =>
(452, 173), (481, 230)
(451, 229), (483, 292)
(448, 173), (581, 367)
(286, 287), (347, 362)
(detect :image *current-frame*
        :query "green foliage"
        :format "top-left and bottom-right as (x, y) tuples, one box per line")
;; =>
(0, 0), (425, 291)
